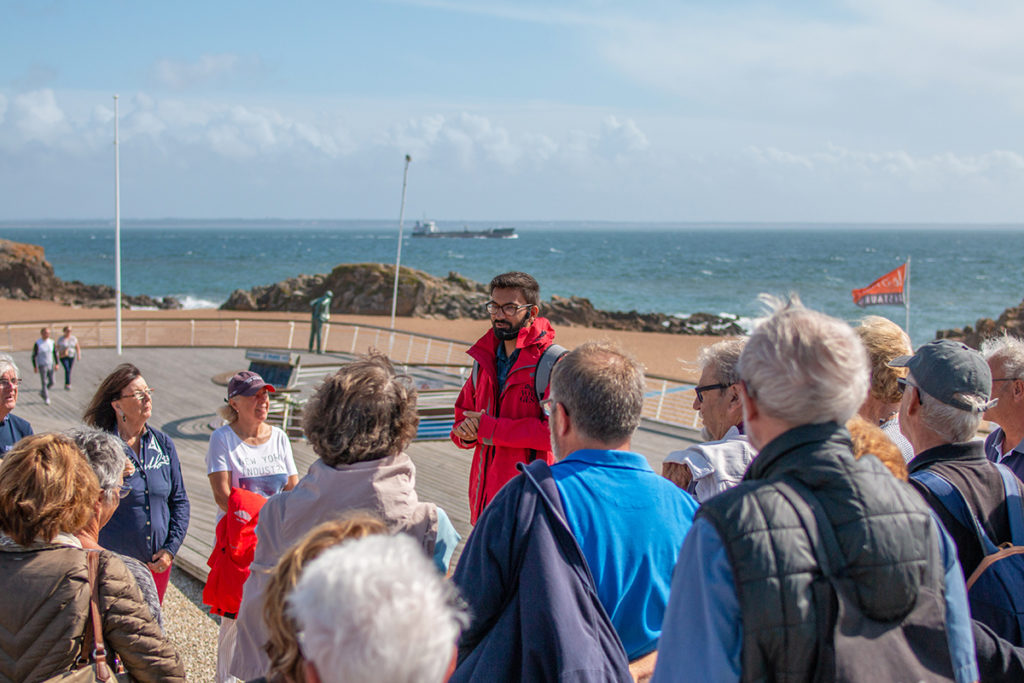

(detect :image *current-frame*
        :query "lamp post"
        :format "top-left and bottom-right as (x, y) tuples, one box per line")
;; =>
(389, 154), (412, 334)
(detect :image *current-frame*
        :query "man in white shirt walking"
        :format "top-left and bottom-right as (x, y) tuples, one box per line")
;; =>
(31, 327), (57, 406)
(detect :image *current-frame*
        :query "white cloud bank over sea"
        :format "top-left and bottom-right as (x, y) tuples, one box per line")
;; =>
(1, 0), (1022, 222)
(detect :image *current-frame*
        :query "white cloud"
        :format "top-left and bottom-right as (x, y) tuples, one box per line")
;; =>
(11, 89), (70, 143)
(0, 94), (7, 124)
(151, 54), (262, 90)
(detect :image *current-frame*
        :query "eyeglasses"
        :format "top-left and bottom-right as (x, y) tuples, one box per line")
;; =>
(896, 377), (923, 405)
(117, 483), (132, 499)
(0, 379), (21, 390)
(540, 398), (568, 418)
(485, 302), (532, 317)
(694, 383), (731, 403)
(119, 388), (154, 401)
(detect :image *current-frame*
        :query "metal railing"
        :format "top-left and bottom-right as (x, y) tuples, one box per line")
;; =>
(3, 317), (702, 430)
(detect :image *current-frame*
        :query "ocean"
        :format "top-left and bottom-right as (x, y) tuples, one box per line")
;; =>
(2, 220), (1022, 346)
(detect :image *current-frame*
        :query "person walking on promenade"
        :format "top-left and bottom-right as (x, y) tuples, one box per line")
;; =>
(451, 271), (561, 524)
(32, 326), (57, 405)
(56, 324), (83, 390)
(654, 296), (978, 683)
(308, 290), (332, 353)
(83, 363), (191, 604)
(855, 315), (915, 462)
(981, 334), (1024, 482)
(453, 341), (698, 682)
(663, 338), (755, 502)
(0, 355), (32, 457)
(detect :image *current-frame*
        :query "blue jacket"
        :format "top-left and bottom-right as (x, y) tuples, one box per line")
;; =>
(452, 460), (632, 683)
(99, 426), (190, 563)
(0, 413), (32, 456)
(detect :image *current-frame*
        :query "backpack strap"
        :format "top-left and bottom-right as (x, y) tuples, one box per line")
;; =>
(995, 463), (1024, 546)
(773, 479), (840, 579)
(534, 344), (568, 403)
(911, 470), (1000, 555)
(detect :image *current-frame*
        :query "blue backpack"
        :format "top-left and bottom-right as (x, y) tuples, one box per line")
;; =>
(911, 464), (1024, 646)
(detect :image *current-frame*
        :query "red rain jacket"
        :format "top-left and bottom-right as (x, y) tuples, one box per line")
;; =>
(203, 487), (267, 617)
(452, 317), (557, 524)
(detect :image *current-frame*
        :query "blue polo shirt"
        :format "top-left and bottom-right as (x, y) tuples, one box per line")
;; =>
(0, 413), (33, 457)
(549, 448), (698, 659)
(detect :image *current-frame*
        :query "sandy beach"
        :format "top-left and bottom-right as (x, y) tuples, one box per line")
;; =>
(1, 298), (719, 380)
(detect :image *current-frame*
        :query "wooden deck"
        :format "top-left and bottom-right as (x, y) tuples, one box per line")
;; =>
(10, 346), (699, 581)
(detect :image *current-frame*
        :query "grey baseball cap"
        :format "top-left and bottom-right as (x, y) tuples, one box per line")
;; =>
(888, 339), (995, 414)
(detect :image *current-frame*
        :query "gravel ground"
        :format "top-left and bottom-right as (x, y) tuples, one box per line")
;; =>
(163, 567), (220, 681)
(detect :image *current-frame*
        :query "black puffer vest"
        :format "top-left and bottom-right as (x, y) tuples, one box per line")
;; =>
(698, 422), (944, 683)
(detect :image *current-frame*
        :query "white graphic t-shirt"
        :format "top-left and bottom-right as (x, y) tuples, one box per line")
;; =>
(206, 424), (297, 519)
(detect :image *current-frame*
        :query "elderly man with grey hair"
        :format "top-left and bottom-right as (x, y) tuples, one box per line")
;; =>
(981, 334), (1024, 482)
(65, 424), (164, 630)
(453, 341), (697, 682)
(288, 533), (468, 683)
(0, 354), (32, 457)
(892, 339), (1018, 581)
(654, 297), (978, 683)
(663, 338), (755, 502)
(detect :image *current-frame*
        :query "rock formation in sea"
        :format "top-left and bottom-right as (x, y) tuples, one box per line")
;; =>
(936, 298), (1024, 349)
(0, 239), (181, 309)
(221, 263), (744, 336)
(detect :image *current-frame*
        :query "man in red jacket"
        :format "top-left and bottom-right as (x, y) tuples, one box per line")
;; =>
(452, 272), (558, 523)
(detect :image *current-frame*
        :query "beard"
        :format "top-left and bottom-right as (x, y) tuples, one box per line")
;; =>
(492, 317), (529, 341)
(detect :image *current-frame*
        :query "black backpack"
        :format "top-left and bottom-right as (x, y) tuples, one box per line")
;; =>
(776, 478), (956, 682)
(911, 464), (1024, 646)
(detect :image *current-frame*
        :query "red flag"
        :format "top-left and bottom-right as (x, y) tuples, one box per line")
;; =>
(852, 263), (907, 308)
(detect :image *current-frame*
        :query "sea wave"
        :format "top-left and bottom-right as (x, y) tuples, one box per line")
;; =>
(178, 295), (220, 309)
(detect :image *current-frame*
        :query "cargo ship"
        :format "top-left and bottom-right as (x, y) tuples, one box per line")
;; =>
(411, 220), (518, 239)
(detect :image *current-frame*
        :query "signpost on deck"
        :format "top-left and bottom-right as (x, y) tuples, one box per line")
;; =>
(113, 94), (122, 355)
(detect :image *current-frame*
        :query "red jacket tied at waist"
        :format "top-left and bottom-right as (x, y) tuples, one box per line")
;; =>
(452, 317), (556, 524)
(203, 487), (267, 617)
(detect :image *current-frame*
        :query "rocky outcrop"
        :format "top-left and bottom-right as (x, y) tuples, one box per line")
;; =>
(222, 264), (743, 336)
(0, 239), (181, 309)
(936, 298), (1024, 349)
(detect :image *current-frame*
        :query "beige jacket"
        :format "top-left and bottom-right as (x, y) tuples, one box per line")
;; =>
(0, 537), (185, 683)
(230, 453), (439, 680)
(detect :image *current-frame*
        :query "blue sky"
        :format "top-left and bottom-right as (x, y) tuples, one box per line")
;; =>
(2, 0), (1022, 221)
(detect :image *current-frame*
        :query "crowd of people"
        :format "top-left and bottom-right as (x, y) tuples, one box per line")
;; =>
(2, 270), (1024, 681)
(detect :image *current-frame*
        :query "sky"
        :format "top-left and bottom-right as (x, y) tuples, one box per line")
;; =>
(1, 0), (1023, 222)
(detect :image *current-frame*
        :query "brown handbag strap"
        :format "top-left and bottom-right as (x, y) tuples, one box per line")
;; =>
(85, 550), (113, 682)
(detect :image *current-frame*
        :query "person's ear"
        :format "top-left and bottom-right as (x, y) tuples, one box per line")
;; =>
(1013, 379), (1024, 402)
(739, 382), (758, 422)
(303, 660), (322, 683)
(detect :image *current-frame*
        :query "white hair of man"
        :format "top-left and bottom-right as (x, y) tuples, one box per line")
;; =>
(981, 334), (1024, 379)
(0, 354), (19, 379)
(65, 425), (128, 502)
(697, 338), (747, 386)
(909, 370), (987, 444)
(738, 295), (869, 426)
(288, 533), (468, 683)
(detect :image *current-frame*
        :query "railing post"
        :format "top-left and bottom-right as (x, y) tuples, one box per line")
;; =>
(144, 320), (149, 346)
(350, 326), (360, 353)
(424, 338), (432, 362)
(655, 380), (668, 420)
(322, 323), (331, 352)
(287, 322), (295, 349)
(190, 320), (195, 347)
(233, 320), (240, 348)
(405, 335), (413, 363)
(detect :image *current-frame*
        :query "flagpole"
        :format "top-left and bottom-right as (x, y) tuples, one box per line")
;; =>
(904, 256), (911, 346)
(113, 94), (122, 355)
(389, 154), (412, 350)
